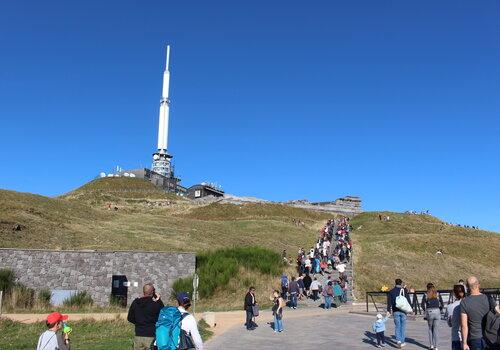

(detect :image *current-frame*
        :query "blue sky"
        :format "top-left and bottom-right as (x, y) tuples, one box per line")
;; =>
(1, 1), (499, 232)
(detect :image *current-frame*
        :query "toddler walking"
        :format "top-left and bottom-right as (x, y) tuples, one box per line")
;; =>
(372, 313), (389, 348)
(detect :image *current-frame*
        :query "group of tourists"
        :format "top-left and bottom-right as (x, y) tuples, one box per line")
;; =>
(36, 283), (204, 350)
(379, 276), (500, 350)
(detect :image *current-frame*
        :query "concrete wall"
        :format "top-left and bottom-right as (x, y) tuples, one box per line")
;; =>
(0, 248), (195, 306)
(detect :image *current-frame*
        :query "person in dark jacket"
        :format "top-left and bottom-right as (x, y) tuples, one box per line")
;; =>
(303, 274), (312, 297)
(288, 276), (300, 309)
(244, 286), (257, 330)
(127, 283), (164, 350)
(387, 278), (412, 348)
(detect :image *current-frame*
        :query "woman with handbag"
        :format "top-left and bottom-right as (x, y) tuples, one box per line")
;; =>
(271, 290), (285, 333)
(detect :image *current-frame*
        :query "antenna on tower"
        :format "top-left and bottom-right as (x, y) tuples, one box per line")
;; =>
(166, 45), (170, 70)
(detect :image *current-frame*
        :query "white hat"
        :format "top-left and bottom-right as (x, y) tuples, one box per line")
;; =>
(376, 313), (383, 319)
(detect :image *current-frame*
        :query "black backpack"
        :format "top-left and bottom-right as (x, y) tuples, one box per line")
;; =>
(483, 297), (500, 349)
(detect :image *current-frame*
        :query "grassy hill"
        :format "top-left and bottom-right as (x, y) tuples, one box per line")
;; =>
(1, 178), (499, 307)
(0, 178), (332, 252)
(351, 212), (500, 297)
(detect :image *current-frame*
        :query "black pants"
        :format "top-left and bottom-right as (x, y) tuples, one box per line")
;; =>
(376, 331), (385, 345)
(245, 309), (254, 329)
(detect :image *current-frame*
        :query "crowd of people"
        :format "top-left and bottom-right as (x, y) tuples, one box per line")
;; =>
(381, 276), (499, 350)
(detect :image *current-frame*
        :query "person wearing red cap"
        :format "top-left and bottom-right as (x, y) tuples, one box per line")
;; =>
(36, 312), (70, 350)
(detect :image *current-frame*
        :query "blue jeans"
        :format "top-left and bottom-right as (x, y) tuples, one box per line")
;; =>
(451, 341), (461, 350)
(274, 314), (283, 332)
(324, 295), (332, 309)
(468, 338), (484, 350)
(290, 293), (297, 308)
(393, 311), (407, 343)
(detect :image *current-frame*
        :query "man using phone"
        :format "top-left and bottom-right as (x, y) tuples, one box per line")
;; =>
(128, 283), (164, 350)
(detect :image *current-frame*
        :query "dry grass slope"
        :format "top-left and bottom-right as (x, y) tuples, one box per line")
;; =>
(351, 212), (500, 297)
(0, 178), (332, 254)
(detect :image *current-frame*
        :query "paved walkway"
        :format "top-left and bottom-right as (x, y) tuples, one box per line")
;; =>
(205, 313), (452, 350)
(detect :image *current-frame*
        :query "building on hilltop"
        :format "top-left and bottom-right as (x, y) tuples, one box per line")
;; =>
(187, 183), (225, 199)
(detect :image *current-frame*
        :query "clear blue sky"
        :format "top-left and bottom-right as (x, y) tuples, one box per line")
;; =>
(1, 1), (499, 232)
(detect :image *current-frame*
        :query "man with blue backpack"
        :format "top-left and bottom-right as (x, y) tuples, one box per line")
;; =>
(154, 292), (204, 350)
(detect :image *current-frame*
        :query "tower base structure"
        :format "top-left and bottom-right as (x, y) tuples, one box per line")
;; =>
(152, 151), (173, 178)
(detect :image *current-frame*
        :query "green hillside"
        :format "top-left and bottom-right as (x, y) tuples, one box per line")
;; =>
(1, 178), (499, 301)
(0, 178), (331, 253)
(351, 212), (500, 296)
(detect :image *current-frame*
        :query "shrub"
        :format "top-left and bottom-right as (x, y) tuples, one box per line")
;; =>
(63, 291), (93, 307)
(172, 247), (281, 299)
(0, 269), (15, 292)
(36, 289), (52, 309)
(8, 284), (35, 309)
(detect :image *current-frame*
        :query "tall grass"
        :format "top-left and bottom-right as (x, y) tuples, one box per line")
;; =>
(63, 291), (93, 307)
(173, 247), (282, 299)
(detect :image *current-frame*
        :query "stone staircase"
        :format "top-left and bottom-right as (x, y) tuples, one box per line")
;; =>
(297, 220), (355, 309)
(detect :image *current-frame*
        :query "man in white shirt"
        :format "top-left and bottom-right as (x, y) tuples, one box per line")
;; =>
(176, 292), (204, 350)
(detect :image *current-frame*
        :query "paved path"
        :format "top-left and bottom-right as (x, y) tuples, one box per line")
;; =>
(205, 313), (452, 350)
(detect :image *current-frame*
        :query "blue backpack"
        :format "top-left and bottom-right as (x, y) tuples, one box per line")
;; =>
(281, 275), (288, 287)
(155, 306), (183, 350)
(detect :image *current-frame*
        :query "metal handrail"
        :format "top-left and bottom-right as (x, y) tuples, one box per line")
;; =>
(366, 288), (500, 314)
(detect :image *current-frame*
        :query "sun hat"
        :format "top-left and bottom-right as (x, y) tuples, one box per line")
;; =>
(376, 313), (383, 319)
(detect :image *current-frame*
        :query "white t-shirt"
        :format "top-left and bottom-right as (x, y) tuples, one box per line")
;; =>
(310, 280), (321, 291)
(36, 330), (67, 350)
(178, 306), (204, 350)
(336, 263), (346, 273)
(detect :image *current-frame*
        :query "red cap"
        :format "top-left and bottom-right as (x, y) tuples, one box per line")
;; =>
(46, 312), (68, 324)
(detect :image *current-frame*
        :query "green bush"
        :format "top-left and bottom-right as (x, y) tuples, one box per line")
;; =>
(173, 247), (281, 299)
(37, 289), (52, 308)
(63, 291), (93, 307)
(0, 269), (15, 292)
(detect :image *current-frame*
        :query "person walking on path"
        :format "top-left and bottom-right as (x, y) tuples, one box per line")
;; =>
(176, 292), (205, 350)
(333, 280), (344, 308)
(271, 290), (285, 333)
(372, 313), (389, 348)
(461, 276), (499, 350)
(323, 281), (334, 309)
(288, 276), (300, 309)
(387, 278), (411, 348)
(36, 312), (71, 350)
(446, 284), (466, 350)
(244, 286), (258, 330)
(421, 283), (442, 350)
(127, 283), (164, 350)
(310, 277), (321, 301)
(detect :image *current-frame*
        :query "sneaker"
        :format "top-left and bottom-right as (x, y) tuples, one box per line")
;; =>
(401, 343), (406, 348)
(381, 344), (386, 347)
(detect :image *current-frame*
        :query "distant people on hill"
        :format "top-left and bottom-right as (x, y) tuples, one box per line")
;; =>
(460, 276), (499, 350)
(387, 278), (412, 349)
(446, 284), (466, 350)
(271, 290), (285, 333)
(244, 286), (258, 331)
(127, 283), (164, 350)
(421, 283), (443, 350)
(36, 312), (70, 350)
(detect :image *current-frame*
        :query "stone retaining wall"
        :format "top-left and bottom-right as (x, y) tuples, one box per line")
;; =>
(0, 248), (195, 306)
